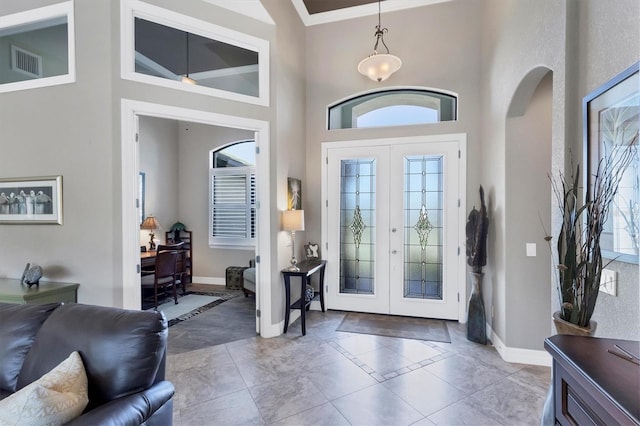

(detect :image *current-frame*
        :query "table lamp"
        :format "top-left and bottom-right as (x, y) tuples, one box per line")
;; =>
(282, 210), (305, 271)
(140, 215), (160, 251)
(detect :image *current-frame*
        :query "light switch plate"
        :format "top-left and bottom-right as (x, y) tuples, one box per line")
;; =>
(526, 243), (536, 257)
(600, 269), (617, 296)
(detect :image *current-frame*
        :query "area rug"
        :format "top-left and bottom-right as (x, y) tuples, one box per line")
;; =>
(145, 291), (240, 327)
(336, 312), (451, 343)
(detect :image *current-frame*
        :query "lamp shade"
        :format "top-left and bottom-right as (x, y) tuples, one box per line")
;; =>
(140, 215), (159, 230)
(358, 53), (402, 82)
(282, 210), (305, 232)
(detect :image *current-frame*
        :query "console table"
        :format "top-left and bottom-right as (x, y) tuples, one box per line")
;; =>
(544, 334), (640, 426)
(281, 259), (326, 336)
(0, 278), (79, 304)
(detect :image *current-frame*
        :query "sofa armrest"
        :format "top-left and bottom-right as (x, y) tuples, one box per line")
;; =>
(65, 381), (174, 426)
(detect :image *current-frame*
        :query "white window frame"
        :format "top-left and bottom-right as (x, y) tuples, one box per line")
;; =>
(120, 0), (270, 106)
(327, 86), (458, 130)
(0, 2), (75, 93)
(209, 165), (256, 249)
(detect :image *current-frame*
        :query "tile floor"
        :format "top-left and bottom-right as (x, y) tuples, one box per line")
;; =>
(166, 304), (550, 426)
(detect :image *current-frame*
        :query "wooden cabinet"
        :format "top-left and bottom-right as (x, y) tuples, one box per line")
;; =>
(544, 335), (640, 426)
(166, 229), (192, 284)
(0, 279), (79, 304)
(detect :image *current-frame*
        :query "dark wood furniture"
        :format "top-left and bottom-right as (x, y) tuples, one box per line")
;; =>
(281, 259), (327, 336)
(544, 334), (640, 426)
(0, 279), (79, 304)
(141, 250), (179, 309)
(166, 229), (192, 284)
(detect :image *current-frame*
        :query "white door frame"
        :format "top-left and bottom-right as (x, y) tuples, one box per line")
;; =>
(120, 99), (273, 336)
(321, 134), (468, 322)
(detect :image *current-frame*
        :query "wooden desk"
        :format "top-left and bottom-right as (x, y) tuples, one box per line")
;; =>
(544, 335), (640, 426)
(0, 278), (79, 304)
(281, 259), (326, 336)
(141, 250), (156, 268)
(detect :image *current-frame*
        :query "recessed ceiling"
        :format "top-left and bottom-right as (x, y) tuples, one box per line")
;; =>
(201, 0), (451, 27)
(291, 0), (452, 26)
(302, 0), (379, 15)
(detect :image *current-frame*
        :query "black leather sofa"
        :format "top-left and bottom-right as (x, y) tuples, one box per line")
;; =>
(0, 302), (174, 425)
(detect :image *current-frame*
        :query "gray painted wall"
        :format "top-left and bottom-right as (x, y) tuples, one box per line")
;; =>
(479, 0), (569, 351)
(139, 117), (260, 280)
(504, 72), (552, 349)
(177, 121), (255, 279)
(0, 0), (115, 305)
(139, 116), (179, 247)
(576, 0), (639, 340)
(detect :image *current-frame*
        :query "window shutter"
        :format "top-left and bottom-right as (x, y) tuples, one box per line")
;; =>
(210, 171), (256, 241)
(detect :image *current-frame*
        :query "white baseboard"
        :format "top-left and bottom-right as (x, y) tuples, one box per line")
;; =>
(487, 324), (552, 367)
(192, 276), (225, 285)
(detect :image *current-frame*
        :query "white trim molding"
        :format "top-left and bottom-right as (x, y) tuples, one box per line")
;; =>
(0, 2), (75, 94)
(192, 276), (225, 286)
(120, 0), (270, 106)
(120, 99), (273, 337)
(487, 324), (552, 367)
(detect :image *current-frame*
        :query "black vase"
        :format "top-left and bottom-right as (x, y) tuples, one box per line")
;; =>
(467, 272), (487, 344)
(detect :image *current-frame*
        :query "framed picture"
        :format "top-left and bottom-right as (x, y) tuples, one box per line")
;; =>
(304, 242), (320, 259)
(0, 176), (63, 224)
(288, 177), (302, 210)
(583, 61), (639, 264)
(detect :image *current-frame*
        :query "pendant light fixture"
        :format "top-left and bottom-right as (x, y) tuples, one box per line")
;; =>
(357, 0), (402, 82)
(181, 31), (196, 85)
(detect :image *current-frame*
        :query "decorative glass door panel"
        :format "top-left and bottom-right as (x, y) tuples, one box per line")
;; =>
(340, 159), (376, 295)
(389, 142), (460, 319)
(325, 137), (462, 320)
(403, 155), (443, 299)
(327, 146), (390, 314)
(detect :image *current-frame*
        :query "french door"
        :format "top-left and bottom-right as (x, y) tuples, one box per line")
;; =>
(323, 135), (465, 320)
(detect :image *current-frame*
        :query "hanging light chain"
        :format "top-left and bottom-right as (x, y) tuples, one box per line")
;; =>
(372, 0), (390, 54)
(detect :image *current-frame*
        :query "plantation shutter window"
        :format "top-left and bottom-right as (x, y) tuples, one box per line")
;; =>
(210, 171), (256, 239)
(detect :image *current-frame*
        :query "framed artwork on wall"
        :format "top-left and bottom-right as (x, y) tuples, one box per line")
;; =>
(584, 61), (639, 264)
(288, 177), (302, 210)
(0, 176), (63, 224)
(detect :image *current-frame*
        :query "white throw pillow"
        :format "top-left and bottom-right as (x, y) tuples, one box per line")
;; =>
(0, 351), (89, 426)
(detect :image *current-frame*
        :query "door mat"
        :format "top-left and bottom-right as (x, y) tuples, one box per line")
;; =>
(336, 312), (451, 343)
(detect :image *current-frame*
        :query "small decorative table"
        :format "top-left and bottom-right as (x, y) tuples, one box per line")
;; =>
(0, 278), (79, 304)
(281, 259), (327, 336)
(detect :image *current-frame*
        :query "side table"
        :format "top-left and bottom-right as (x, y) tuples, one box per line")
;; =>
(281, 259), (326, 336)
(0, 278), (79, 304)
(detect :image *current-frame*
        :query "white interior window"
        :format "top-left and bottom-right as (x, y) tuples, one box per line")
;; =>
(121, 0), (269, 106)
(0, 2), (75, 93)
(209, 140), (256, 248)
(328, 88), (457, 130)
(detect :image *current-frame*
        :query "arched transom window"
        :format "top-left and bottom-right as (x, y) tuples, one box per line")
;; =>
(328, 88), (457, 130)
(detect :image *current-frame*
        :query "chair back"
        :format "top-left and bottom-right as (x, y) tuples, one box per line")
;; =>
(156, 242), (184, 253)
(154, 250), (178, 279)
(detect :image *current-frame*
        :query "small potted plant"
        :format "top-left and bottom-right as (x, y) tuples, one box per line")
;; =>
(466, 185), (489, 344)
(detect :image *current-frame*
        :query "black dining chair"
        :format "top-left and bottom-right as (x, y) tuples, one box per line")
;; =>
(141, 250), (179, 310)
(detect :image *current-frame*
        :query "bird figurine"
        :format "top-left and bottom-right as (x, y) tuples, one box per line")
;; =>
(21, 263), (43, 287)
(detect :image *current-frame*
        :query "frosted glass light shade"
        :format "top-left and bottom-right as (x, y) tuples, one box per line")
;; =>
(358, 53), (402, 82)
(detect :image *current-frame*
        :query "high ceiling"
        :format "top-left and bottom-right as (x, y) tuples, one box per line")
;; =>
(292, 0), (451, 26)
(302, 0), (379, 15)
(204, 1), (451, 27)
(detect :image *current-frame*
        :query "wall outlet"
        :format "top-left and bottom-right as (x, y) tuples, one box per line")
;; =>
(600, 269), (617, 296)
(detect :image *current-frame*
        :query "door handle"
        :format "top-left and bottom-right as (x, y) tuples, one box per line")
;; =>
(391, 228), (397, 233)
(391, 250), (397, 254)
